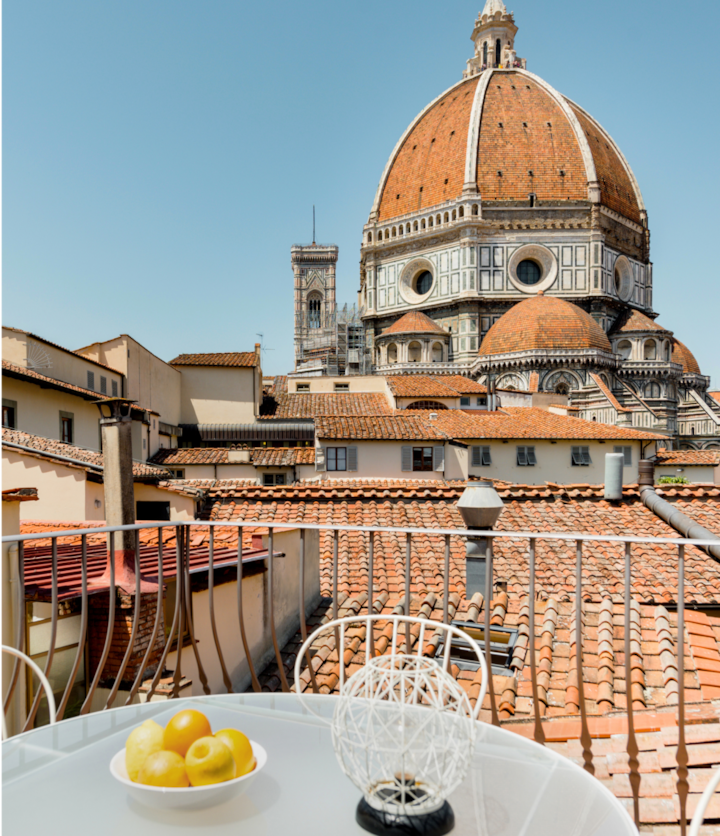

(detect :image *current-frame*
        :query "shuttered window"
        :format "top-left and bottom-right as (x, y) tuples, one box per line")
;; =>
(87, 371), (95, 391)
(346, 446), (358, 472)
(100, 376), (107, 395)
(316, 446), (326, 471)
(471, 446), (491, 466)
(614, 445), (632, 466)
(327, 447), (347, 471)
(401, 446), (412, 471)
(517, 446), (537, 466)
(571, 446), (592, 466)
(433, 446), (444, 472)
(111, 380), (118, 397)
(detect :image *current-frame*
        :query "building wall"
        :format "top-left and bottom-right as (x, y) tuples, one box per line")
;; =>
(133, 484), (196, 520)
(655, 465), (718, 485)
(288, 376), (389, 394)
(2, 377), (103, 451)
(175, 366), (260, 425)
(1, 500), (24, 736)
(317, 440), (445, 481)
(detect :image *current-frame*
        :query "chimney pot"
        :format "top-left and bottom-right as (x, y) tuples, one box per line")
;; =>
(638, 459), (655, 490)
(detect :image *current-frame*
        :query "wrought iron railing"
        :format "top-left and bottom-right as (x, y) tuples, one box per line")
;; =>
(3, 519), (718, 832)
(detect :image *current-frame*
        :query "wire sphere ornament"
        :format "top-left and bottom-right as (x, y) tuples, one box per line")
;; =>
(331, 653), (476, 834)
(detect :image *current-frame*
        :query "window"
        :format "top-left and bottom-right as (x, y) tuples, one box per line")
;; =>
(308, 294), (322, 329)
(2, 399), (17, 429)
(168, 469), (185, 479)
(460, 397), (471, 406)
(327, 447), (347, 471)
(413, 447), (433, 471)
(516, 446), (537, 466)
(100, 376), (107, 395)
(571, 446), (592, 466)
(263, 473), (287, 486)
(60, 412), (74, 444)
(644, 340), (657, 360)
(471, 446), (492, 466)
(87, 371), (95, 390)
(334, 383), (349, 392)
(517, 260), (541, 285)
(111, 380), (119, 397)
(614, 446), (632, 466)
(645, 381), (661, 399)
(297, 383), (310, 392)
(415, 270), (433, 295)
(136, 502), (170, 521)
(476, 397), (486, 407)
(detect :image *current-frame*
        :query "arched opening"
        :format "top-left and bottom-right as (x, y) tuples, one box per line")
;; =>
(644, 340), (657, 360)
(398, 225), (403, 236)
(555, 381), (570, 395)
(308, 293), (322, 329)
(408, 341), (422, 362)
(431, 342), (444, 363)
(495, 38), (501, 66)
(645, 381), (661, 399)
(406, 223), (411, 234)
(459, 206), (464, 218)
(483, 41), (488, 66)
(428, 216), (434, 227)
(664, 341), (671, 361)
(451, 210), (457, 221)
(387, 343), (398, 364)
(413, 221), (419, 232)
(617, 340), (632, 360)
(444, 212), (449, 223)
(392, 227), (397, 238)
(406, 401), (448, 411)
(472, 204), (479, 216)
(436, 215), (441, 225)
(367, 232), (373, 243)
(421, 219), (426, 229)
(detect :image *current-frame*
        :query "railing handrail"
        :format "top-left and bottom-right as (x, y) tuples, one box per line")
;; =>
(3, 518), (720, 549)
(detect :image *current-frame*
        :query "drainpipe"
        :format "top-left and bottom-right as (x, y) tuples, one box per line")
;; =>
(638, 460), (720, 562)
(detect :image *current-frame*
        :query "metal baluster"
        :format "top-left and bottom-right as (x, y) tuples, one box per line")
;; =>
(4, 541), (26, 713)
(267, 528), (290, 692)
(528, 537), (545, 745)
(443, 535), (450, 625)
(24, 537), (59, 731)
(172, 527), (186, 698)
(367, 531), (375, 659)
(236, 533), (260, 692)
(104, 530), (142, 708)
(484, 537), (499, 726)
(146, 529), (182, 701)
(575, 540), (594, 774)
(332, 529), (339, 622)
(57, 535), (89, 720)
(298, 529), (318, 693)
(182, 524), (211, 695)
(676, 543), (689, 836)
(82, 533), (116, 714)
(339, 622), (346, 690)
(405, 533), (412, 653)
(207, 527), (233, 692)
(126, 528), (165, 705)
(624, 541), (641, 827)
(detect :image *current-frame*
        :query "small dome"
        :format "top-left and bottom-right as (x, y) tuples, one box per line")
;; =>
(479, 294), (612, 355)
(382, 311), (448, 336)
(611, 309), (671, 334)
(671, 338), (702, 375)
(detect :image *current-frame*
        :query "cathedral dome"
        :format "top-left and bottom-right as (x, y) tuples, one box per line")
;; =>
(671, 338), (702, 375)
(479, 293), (612, 356)
(368, 58), (644, 227)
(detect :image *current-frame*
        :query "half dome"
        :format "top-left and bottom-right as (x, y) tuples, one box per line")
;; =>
(371, 69), (643, 225)
(382, 311), (448, 336)
(671, 338), (702, 375)
(479, 294), (612, 356)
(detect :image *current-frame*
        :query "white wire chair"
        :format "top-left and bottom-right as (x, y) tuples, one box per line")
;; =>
(293, 614), (489, 721)
(689, 764), (720, 836)
(2, 645), (57, 739)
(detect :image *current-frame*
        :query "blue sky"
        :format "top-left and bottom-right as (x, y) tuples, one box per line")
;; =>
(4, 0), (719, 381)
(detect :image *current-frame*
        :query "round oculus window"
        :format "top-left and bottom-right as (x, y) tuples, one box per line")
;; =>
(517, 260), (542, 285)
(415, 270), (433, 295)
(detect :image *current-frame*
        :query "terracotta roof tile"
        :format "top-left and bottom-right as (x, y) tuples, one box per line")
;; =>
(709, 392), (720, 406)
(3, 360), (109, 401)
(2, 428), (170, 480)
(387, 374), (485, 398)
(150, 447), (230, 465)
(261, 393), (392, 419)
(671, 339), (702, 375)
(315, 414), (446, 441)
(169, 352), (258, 367)
(479, 294), (612, 355)
(251, 447), (315, 466)
(654, 450), (720, 467)
(611, 310), (670, 334)
(382, 311), (448, 336)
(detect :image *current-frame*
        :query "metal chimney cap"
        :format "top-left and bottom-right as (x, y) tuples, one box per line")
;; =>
(457, 481), (505, 530)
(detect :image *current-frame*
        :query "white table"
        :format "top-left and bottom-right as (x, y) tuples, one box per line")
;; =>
(3, 694), (636, 835)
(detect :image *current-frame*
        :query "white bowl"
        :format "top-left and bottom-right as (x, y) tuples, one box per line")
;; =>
(110, 740), (267, 810)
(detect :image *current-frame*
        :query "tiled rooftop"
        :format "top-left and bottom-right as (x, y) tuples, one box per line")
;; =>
(150, 447), (231, 465)
(261, 392), (393, 419)
(671, 339), (702, 376)
(381, 311), (448, 336)
(315, 414), (447, 441)
(479, 294), (612, 356)
(654, 450), (720, 467)
(2, 429), (170, 481)
(387, 374), (486, 398)
(3, 360), (108, 401)
(3, 327), (124, 374)
(169, 352), (258, 367)
(251, 447), (315, 466)
(611, 310), (670, 335)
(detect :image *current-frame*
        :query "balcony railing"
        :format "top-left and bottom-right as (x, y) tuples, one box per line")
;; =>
(3, 519), (718, 832)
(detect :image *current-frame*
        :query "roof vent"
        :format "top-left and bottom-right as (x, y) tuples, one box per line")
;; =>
(429, 412), (438, 420)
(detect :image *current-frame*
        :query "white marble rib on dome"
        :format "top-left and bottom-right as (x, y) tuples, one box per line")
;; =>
(482, 0), (507, 16)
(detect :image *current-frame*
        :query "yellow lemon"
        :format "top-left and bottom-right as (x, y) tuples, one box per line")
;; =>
(163, 709), (212, 758)
(185, 736), (235, 786)
(137, 750), (189, 788)
(214, 728), (255, 777)
(125, 719), (164, 782)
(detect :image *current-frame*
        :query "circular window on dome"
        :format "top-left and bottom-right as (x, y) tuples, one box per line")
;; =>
(415, 270), (433, 295)
(614, 256), (633, 302)
(517, 260), (541, 285)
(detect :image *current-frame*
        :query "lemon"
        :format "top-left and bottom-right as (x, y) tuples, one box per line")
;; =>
(185, 736), (235, 786)
(125, 719), (164, 782)
(214, 729), (255, 777)
(163, 709), (212, 758)
(137, 750), (189, 787)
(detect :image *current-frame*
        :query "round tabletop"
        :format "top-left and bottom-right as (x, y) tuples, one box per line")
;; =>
(2, 693), (636, 836)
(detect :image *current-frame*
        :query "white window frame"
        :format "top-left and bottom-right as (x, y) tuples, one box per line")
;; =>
(614, 445), (632, 466)
(471, 446), (492, 466)
(571, 446), (592, 466)
(517, 446), (537, 466)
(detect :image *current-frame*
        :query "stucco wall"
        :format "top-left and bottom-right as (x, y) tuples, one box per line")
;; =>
(288, 376), (388, 394)
(133, 483), (196, 520)
(176, 366), (260, 425)
(317, 440), (445, 481)
(655, 465), (718, 485)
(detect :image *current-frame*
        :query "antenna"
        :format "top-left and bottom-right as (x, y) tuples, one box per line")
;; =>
(313, 205), (316, 245)
(256, 333), (275, 355)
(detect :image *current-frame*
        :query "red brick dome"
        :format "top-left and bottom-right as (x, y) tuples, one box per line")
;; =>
(479, 294), (612, 356)
(382, 311), (448, 336)
(671, 338), (702, 375)
(370, 69), (644, 226)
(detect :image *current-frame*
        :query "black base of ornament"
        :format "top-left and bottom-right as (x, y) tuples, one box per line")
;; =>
(355, 798), (455, 836)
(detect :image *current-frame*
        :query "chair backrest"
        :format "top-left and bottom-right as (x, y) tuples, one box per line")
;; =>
(689, 764), (720, 836)
(2, 645), (57, 739)
(293, 614), (488, 721)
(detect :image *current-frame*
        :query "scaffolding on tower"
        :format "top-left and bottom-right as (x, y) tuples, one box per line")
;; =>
(295, 303), (370, 376)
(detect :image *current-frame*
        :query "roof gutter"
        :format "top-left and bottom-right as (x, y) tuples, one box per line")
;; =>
(638, 460), (720, 563)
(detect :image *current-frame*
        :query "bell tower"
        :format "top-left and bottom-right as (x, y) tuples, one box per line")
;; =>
(464, 1), (525, 78)
(291, 242), (339, 373)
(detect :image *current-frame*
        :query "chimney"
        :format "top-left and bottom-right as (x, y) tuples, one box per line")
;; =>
(604, 453), (624, 501)
(94, 398), (155, 593)
(255, 343), (261, 360)
(457, 482), (504, 597)
(638, 459), (655, 491)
